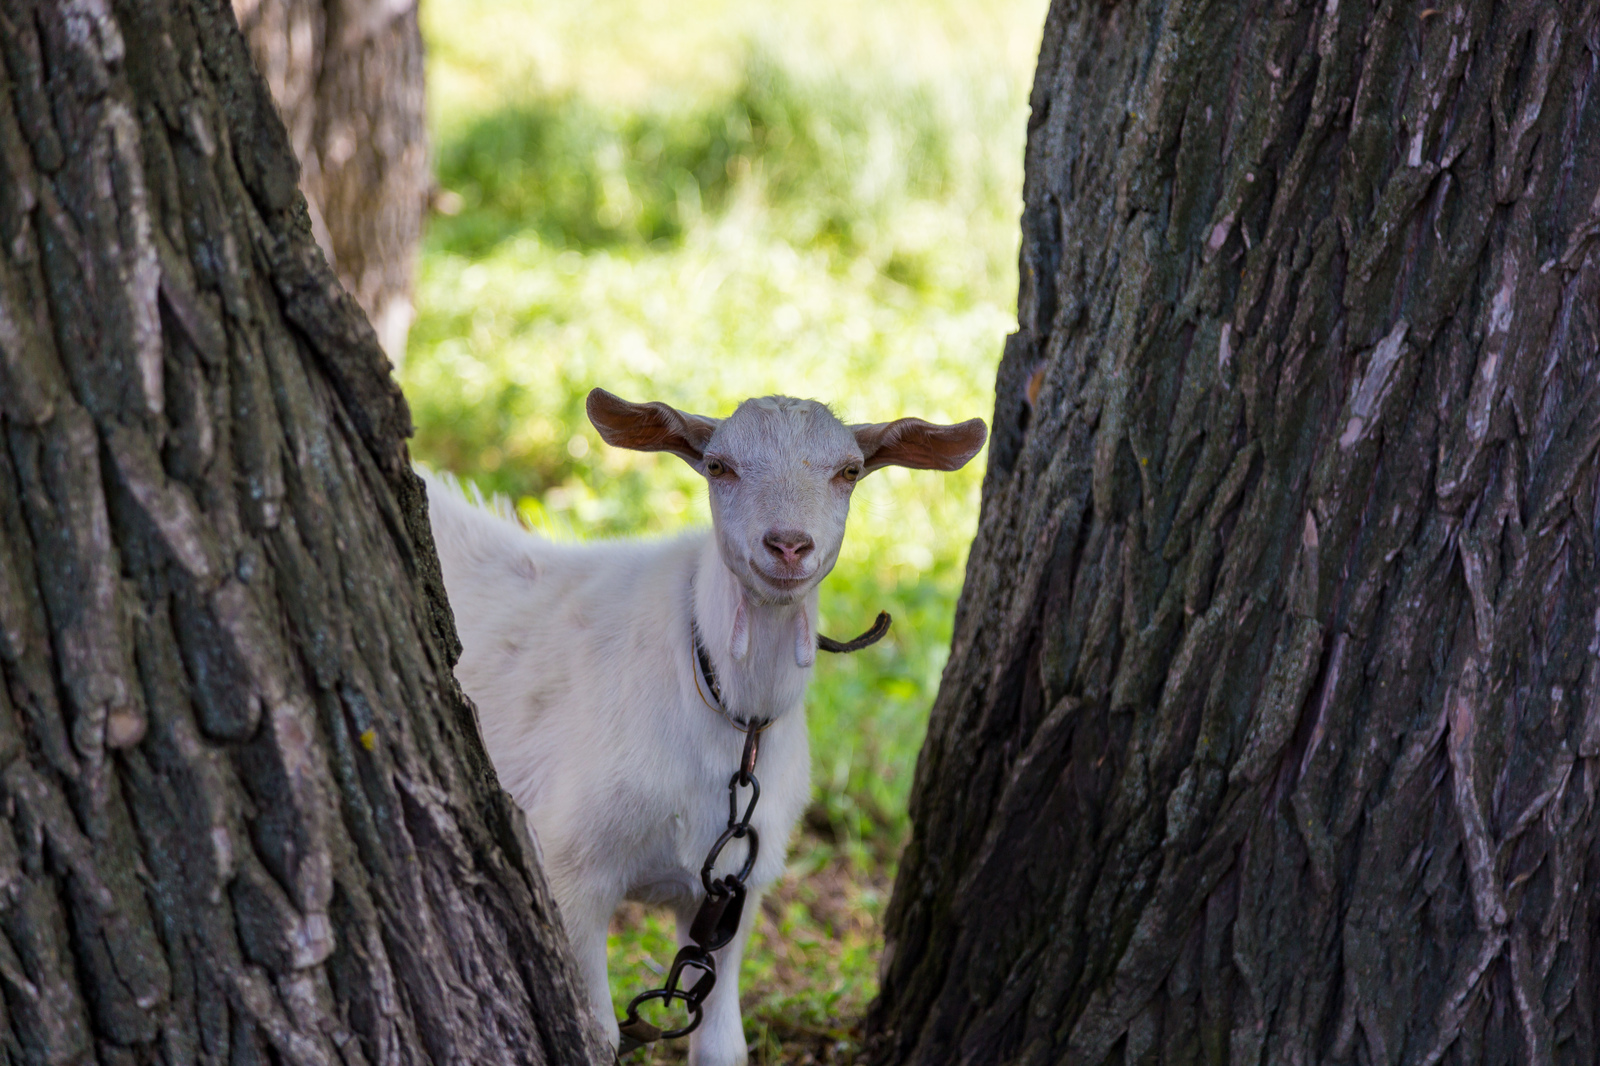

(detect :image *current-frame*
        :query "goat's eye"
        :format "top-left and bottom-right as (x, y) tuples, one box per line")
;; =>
(705, 459), (726, 478)
(840, 464), (861, 483)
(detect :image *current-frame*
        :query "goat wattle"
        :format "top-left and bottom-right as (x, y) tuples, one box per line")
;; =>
(793, 608), (815, 669)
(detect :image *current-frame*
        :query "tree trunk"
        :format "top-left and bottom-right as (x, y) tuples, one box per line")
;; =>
(232, 0), (426, 362)
(0, 1), (603, 1062)
(870, 2), (1600, 1064)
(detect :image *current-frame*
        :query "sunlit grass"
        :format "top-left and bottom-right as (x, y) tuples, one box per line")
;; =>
(407, 0), (1045, 1056)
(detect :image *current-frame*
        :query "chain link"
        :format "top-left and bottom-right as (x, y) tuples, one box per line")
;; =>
(617, 725), (765, 1056)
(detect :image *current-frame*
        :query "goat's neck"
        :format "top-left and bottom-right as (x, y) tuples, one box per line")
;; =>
(693, 539), (815, 724)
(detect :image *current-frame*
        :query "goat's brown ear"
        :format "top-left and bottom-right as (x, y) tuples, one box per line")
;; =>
(586, 388), (719, 468)
(852, 416), (988, 474)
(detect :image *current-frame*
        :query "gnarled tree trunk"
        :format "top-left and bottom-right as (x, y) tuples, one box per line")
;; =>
(871, 2), (1600, 1064)
(0, 1), (602, 1062)
(233, 0), (426, 362)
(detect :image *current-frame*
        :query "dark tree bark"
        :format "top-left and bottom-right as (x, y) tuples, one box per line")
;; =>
(232, 0), (426, 362)
(871, 2), (1600, 1064)
(0, 1), (604, 1062)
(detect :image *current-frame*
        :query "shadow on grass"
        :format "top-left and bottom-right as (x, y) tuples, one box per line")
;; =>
(430, 50), (961, 268)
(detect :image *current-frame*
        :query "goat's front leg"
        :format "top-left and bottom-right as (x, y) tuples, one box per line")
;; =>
(678, 889), (760, 1066)
(556, 884), (622, 1050)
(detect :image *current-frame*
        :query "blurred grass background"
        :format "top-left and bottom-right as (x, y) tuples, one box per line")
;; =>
(406, 0), (1046, 1058)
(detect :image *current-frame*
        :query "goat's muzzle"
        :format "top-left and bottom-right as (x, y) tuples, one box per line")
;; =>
(761, 529), (814, 567)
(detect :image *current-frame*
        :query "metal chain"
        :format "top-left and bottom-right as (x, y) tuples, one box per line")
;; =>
(612, 604), (889, 1058)
(616, 724), (765, 1056)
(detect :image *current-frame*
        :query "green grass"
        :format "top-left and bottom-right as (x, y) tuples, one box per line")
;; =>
(406, 0), (1045, 1057)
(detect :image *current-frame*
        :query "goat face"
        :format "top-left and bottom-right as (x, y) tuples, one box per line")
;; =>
(700, 396), (858, 603)
(586, 389), (988, 606)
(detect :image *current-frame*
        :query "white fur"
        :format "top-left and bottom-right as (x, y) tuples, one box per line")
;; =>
(421, 394), (985, 1066)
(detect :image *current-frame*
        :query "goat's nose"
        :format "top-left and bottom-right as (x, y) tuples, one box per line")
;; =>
(763, 529), (814, 565)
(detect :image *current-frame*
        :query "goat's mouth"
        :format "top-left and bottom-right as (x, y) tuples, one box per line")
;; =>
(752, 567), (812, 593)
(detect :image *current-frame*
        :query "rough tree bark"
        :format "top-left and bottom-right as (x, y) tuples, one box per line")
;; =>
(871, 2), (1600, 1064)
(0, 1), (604, 1062)
(232, 0), (426, 362)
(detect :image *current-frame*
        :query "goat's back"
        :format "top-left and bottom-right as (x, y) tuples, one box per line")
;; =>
(418, 469), (710, 809)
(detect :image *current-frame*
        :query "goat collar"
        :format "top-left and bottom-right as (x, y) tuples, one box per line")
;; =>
(691, 618), (770, 731)
(689, 607), (894, 728)
(690, 620), (727, 717)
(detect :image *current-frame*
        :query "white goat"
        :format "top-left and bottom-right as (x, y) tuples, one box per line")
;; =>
(421, 390), (986, 1066)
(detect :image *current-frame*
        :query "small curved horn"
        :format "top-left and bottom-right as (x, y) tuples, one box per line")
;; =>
(817, 612), (891, 654)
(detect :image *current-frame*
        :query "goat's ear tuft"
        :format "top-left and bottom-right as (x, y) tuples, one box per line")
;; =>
(586, 388), (719, 468)
(852, 417), (988, 474)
